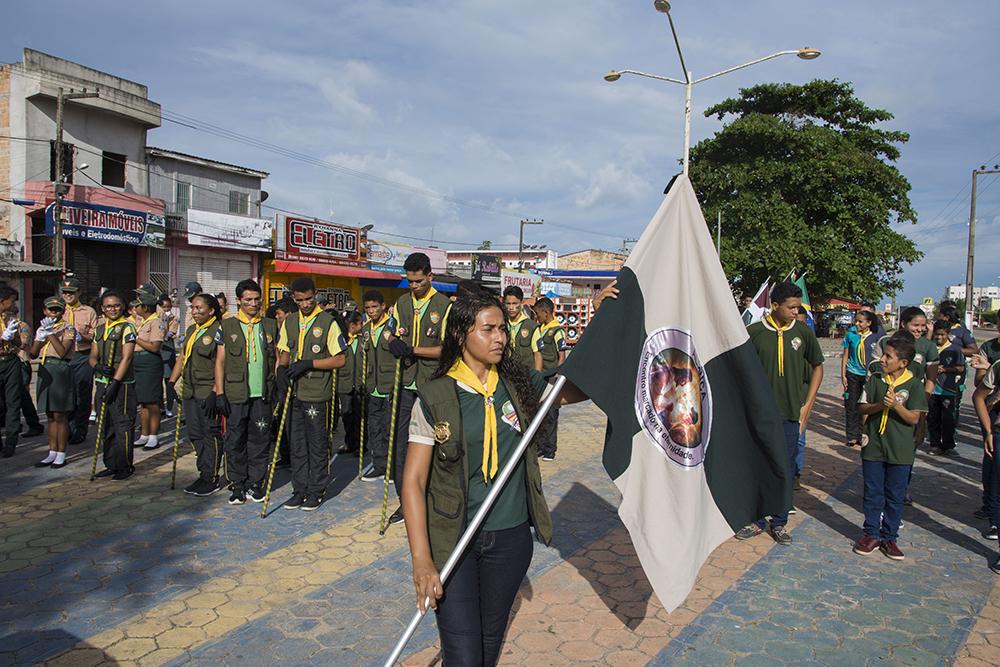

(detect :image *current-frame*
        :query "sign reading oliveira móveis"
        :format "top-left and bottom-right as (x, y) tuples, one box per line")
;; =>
(45, 201), (166, 249)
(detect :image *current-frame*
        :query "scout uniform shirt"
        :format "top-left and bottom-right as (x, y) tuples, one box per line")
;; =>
(531, 319), (567, 372)
(39, 320), (76, 362)
(979, 360), (1000, 428)
(861, 370), (928, 465)
(94, 318), (138, 384)
(933, 338), (965, 396)
(747, 316), (824, 422)
(843, 328), (879, 377)
(135, 313), (166, 350)
(215, 315), (277, 403)
(394, 288), (452, 389)
(180, 318), (221, 400)
(364, 313), (398, 397)
(64, 302), (98, 353)
(336, 333), (361, 395)
(981, 337), (1000, 365)
(276, 307), (345, 403)
(508, 312), (538, 368)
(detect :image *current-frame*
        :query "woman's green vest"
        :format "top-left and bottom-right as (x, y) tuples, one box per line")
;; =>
(394, 292), (451, 387)
(364, 317), (399, 395)
(219, 316), (278, 404)
(95, 321), (137, 384)
(417, 375), (552, 571)
(283, 310), (339, 402)
(181, 321), (222, 400)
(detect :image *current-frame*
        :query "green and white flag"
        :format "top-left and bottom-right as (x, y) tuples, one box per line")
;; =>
(560, 174), (790, 611)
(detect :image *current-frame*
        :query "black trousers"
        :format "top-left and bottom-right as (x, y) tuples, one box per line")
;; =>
(367, 395), (390, 473)
(338, 391), (361, 452)
(928, 393), (957, 450)
(96, 381), (137, 474)
(19, 361), (41, 430)
(537, 408), (559, 458)
(68, 351), (94, 440)
(289, 398), (331, 496)
(435, 523), (533, 667)
(224, 397), (272, 489)
(844, 372), (866, 444)
(392, 389), (417, 499)
(0, 356), (22, 453)
(183, 397), (222, 482)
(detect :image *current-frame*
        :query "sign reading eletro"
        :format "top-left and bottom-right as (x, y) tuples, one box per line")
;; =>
(45, 200), (166, 248)
(275, 214), (365, 267)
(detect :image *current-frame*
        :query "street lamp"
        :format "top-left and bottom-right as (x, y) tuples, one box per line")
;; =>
(604, 2), (820, 175)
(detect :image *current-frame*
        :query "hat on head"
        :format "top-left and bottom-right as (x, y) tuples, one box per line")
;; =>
(136, 292), (157, 307)
(60, 277), (81, 293)
(129, 298), (141, 308)
(43, 296), (65, 311)
(184, 281), (203, 300)
(135, 282), (158, 298)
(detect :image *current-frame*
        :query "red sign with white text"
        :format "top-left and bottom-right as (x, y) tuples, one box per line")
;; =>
(275, 214), (365, 267)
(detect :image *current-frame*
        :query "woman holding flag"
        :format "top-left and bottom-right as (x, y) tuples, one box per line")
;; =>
(31, 296), (76, 469)
(401, 287), (585, 666)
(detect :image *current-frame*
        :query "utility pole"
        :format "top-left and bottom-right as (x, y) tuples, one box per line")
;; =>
(518, 218), (543, 269)
(621, 237), (638, 255)
(53, 87), (99, 271)
(965, 165), (1000, 329)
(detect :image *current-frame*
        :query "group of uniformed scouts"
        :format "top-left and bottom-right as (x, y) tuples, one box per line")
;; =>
(0, 252), (569, 518)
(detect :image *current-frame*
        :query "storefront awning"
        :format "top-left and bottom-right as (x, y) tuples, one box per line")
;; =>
(0, 259), (63, 276)
(271, 261), (400, 280)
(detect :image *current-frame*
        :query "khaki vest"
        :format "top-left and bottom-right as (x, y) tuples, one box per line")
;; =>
(95, 321), (137, 384)
(509, 317), (538, 369)
(219, 317), (278, 404)
(395, 292), (451, 387)
(181, 321), (221, 400)
(364, 317), (399, 395)
(418, 375), (552, 571)
(337, 338), (361, 394)
(537, 325), (564, 371)
(284, 310), (338, 403)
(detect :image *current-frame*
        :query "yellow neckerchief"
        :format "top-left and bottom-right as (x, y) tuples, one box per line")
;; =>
(508, 313), (528, 348)
(879, 369), (914, 435)
(102, 317), (129, 341)
(41, 321), (68, 362)
(765, 313), (795, 376)
(140, 312), (160, 337)
(368, 312), (390, 345)
(538, 318), (561, 337)
(182, 317), (218, 366)
(236, 310), (262, 362)
(409, 287), (438, 346)
(294, 306), (323, 362)
(856, 329), (872, 369)
(446, 359), (500, 483)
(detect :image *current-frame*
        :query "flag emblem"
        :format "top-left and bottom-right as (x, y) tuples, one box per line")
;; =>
(636, 328), (710, 469)
(312, 327), (323, 338)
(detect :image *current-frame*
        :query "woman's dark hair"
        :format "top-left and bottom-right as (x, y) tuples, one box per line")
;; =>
(345, 310), (363, 326)
(900, 306), (926, 325)
(191, 293), (223, 321)
(274, 297), (295, 315)
(933, 319), (951, 334)
(434, 290), (541, 424)
(939, 302), (960, 324)
(100, 289), (124, 305)
(0, 286), (18, 302)
(157, 293), (173, 308)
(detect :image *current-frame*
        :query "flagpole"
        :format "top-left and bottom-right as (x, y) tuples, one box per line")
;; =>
(382, 375), (568, 667)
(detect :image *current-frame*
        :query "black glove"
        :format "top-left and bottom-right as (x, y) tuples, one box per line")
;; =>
(276, 366), (290, 398)
(388, 338), (413, 359)
(287, 359), (313, 380)
(217, 394), (231, 418)
(104, 379), (121, 404)
(203, 392), (219, 418)
(94, 363), (115, 378)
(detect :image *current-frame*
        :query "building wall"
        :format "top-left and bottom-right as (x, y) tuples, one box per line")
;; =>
(946, 284), (1000, 301)
(147, 155), (263, 217)
(558, 249), (627, 271)
(445, 249), (557, 270)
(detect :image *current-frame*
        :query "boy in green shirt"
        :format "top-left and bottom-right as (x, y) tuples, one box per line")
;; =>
(853, 332), (927, 561)
(530, 297), (566, 461)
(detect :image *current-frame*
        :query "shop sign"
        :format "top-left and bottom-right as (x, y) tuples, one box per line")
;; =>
(500, 270), (541, 297)
(187, 209), (272, 252)
(45, 200), (165, 248)
(368, 238), (447, 273)
(275, 214), (365, 267)
(471, 253), (501, 282)
(540, 281), (572, 297)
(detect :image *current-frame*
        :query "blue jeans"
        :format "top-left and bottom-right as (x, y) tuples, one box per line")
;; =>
(985, 430), (1000, 526)
(435, 522), (533, 666)
(756, 420), (799, 530)
(862, 460), (911, 542)
(795, 430), (806, 477)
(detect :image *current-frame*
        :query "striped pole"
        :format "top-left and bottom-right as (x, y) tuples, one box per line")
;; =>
(169, 380), (183, 490)
(357, 332), (369, 480)
(379, 359), (403, 535)
(261, 386), (294, 518)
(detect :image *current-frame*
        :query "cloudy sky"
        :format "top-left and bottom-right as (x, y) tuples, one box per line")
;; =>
(6, 0), (999, 305)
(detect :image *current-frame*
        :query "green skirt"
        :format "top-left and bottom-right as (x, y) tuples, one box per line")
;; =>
(134, 351), (164, 405)
(37, 358), (75, 413)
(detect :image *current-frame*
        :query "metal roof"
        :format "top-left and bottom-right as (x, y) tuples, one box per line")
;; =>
(0, 259), (62, 275)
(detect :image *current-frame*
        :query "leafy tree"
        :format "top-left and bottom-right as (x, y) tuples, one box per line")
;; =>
(478, 240), (492, 250)
(689, 79), (921, 304)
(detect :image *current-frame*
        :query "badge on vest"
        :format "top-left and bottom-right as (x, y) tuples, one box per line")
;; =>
(790, 337), (802, 351)
(429, 311), (440, 325)
(311, 344), (321, 354)
(201, 336), (212, 346)
(230, 333), (239, 343)
(383, 330), (392, 341)
(521, 328), (530, 338)
(500, 400), (520, 433)
(895, 389), (909, 404)
(312, 327), (323, 338)
(266, 334), (273, 344)
(433, 421), (451, 444)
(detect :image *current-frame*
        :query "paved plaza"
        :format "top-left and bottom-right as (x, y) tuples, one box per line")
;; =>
(1, 348), (999, 666)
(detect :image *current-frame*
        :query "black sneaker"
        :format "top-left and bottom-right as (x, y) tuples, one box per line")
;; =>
(186, 478), (220, 497)
(95, 468), (115, 478)
(228, 488), (246, 505)
(21, 426), (44, 438)
(361, 469), (385, 482)
(284, 492), (305, 509)
(735, 525), (763, 540)
(769, 524), (793, 545)
(388, 507), (405, 524)
(986, 525), (999, 541)
(112, 469), (133, 481)
(247, 485), (266, 503)
(974, 507), (990, 520)
(301, 495), (321, 511)
(793, 475), (802, 490)
(991, 557), (1000, 575)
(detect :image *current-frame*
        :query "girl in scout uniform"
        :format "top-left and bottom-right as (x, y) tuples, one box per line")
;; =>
(502, 285), (538, 369)
(30, 296), (76, 469)
(336, 311), (365, 456)
(854, 331), (927, 561)
(89, 290), (138, 480)
(841, 311), (879, 448)
(402, 289), (587, 666)
(169, 294), (224, 496)
(158, 294), (180, 418)
(132, 293), (166, 451)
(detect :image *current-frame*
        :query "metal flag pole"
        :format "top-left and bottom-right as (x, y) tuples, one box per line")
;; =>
(381, 374), (567, 667)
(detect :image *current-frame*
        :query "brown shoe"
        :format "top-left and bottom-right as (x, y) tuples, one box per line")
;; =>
(793, 475), (802, 490)
(853, 536), (880, 555)
(880, 540), (905, 560)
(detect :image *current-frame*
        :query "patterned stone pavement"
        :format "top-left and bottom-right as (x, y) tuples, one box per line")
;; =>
(0, 358), (998, 666)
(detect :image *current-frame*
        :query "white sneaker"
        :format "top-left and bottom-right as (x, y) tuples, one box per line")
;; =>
(136, 435), (150, 446)
(143, 435), (159, 450)
(89, 411), (97, 424)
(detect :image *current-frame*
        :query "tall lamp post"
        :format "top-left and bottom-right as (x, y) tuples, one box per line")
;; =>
(604, 1), (820, 175)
